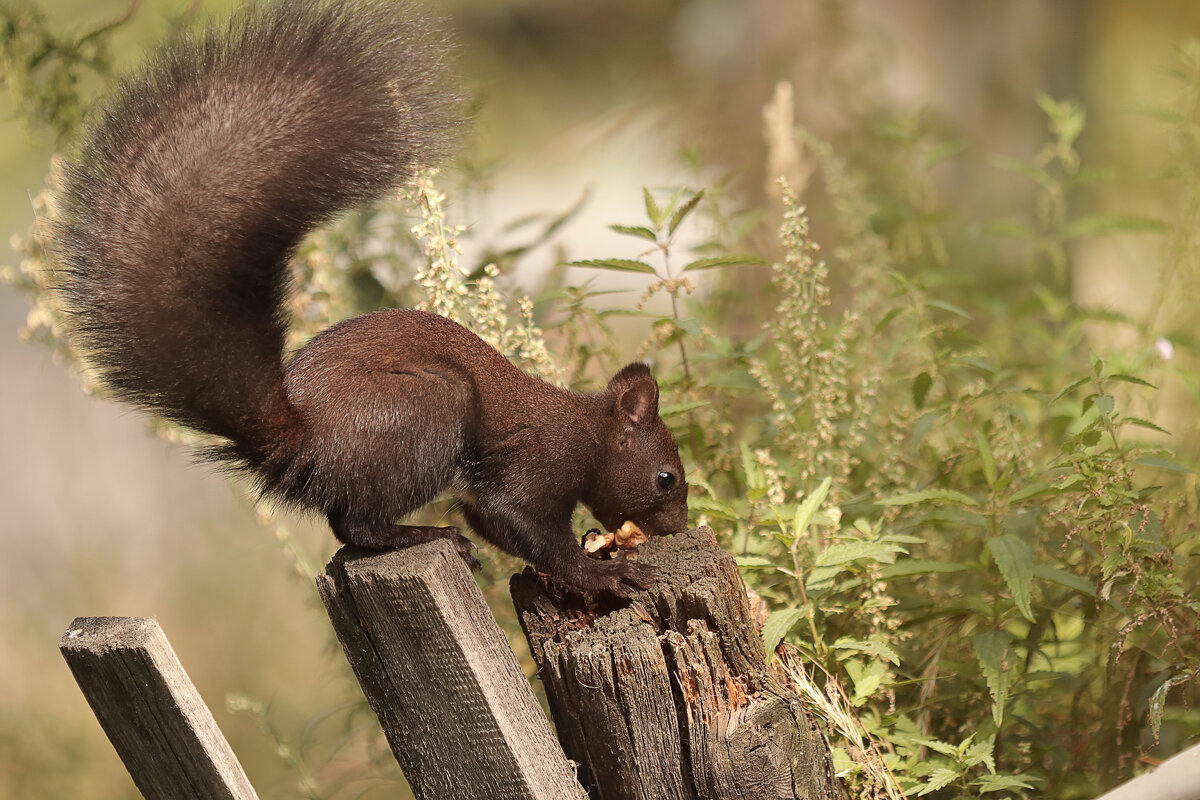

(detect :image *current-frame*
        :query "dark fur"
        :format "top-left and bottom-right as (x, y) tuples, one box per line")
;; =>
(53, 0), (687, 596)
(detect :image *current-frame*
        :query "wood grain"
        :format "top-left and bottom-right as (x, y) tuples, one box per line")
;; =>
(318, 540), (587, 800)
(59, 616), (259, 800)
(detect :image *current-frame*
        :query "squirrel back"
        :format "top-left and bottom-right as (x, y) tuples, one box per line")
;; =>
(55, 0), (458, 463)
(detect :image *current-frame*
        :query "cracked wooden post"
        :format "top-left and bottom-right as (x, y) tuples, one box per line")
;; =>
(510, 526), (844, 800)
(317, 539), (588, 800)
(58, 616), (259, 800)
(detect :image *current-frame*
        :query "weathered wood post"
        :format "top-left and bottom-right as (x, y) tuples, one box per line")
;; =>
(58, 616), (259, 800)
(317, 540), (588, 800)
(510, 526), (844, 800)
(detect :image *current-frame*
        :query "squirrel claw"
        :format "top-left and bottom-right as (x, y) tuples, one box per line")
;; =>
(587, 558), (657, 599)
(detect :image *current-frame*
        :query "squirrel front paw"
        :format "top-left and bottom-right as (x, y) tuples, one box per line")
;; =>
(574, 557), (657, 599)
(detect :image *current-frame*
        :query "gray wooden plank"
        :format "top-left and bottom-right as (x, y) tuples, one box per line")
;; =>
(59, 616), (259, 800)
(318, 540), (587, 800)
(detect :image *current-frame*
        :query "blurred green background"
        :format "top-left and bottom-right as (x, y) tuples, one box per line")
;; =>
(4, 1), (1200, 797)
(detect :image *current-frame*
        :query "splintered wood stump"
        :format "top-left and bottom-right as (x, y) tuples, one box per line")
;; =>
(511, 527), (844, 800)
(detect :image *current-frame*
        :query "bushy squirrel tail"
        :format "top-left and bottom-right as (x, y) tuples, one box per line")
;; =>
(54, 0), (458, 464)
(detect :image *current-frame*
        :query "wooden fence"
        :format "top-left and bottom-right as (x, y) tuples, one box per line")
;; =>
(57, 528), (825, 798)
(57, 525), (1200, 799)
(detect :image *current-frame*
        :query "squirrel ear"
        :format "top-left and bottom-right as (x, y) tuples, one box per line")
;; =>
(607, 361), (653, 392)
(617, 383), (659, 429)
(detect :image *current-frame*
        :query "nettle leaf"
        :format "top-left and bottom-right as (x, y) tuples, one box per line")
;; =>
(1032, 563), (1095, 597)
(682, 255), (767, 272)
(668, 189), (704, 235)
(973, 630), (1013, 727)
(912, 371), (933, 409)
(845, 658), (888, 706)
(1052, 376), (1089, 404)
(1136, 456), (1193, 474)
(566, 258), (658, 274)
(1009, 481), (1060, 503)
(1061, 214), (1166, 239)
(879, 489), (980, 508)
(963, 735), (997, 773)
(659, 400), (709, 417)
(913, 738), (960, 758)
(974, 428), (997, 488)
(927, 298), (972, 319)
(879, 560), (969, 579)
(793, 477), (832, 539)
(816, 541), (907, 568)
(1122, 416), (1170, 435)
(916, 768), (960, 797)
(643, 187), (664, 226)
(608, 224), (658, 242)
(762, 608), (807, 663)
(974, 774), (1036, 793)
(987, 535), (1035, 622)
(832, 636), (900, 665)
(1108, 373), (1157, 389)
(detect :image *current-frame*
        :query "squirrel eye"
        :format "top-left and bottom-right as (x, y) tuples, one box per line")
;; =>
(657, 471), (676, 491)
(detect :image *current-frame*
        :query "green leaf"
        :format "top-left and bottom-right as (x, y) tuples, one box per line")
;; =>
(1032, 564), (1095, 597)
(1061, 214), (1166, 239)
(566, 258), (658, 274)
(974, 428), (997, 488)
(832, 636), (900, 665)
(1009, 481), (1060, 503)
(735, 555), (775, 568)
(916, 768), (960, 796)
(793, 477), (832, 540)
(668, 189), (705, 235)
(659, 400), (709, 417)
(963, 735), (996, 772)
(927, 299), (972, 319)
(987, 535), (1035, 622)
(1136, 456), (1194, 474)
(1108, 373), (1157, 389)
(608, 224), (658, 242)
(879, 560), (969, 579)
(912, 371), (933, 409)
(682, 255), (767, 272)
(762, 608), (806, 663)
(913, 738), (959, 758)
(687, 495), (740, 520)
(1095, 394), (1115, 418)
(878, 489), (980, 508)
(845, 658), (888, 706)
(816, 541), (907, 568)
(1122, 416), (1170, 435)
(974, 774), (1036, 792)
(973, 630), (1013, 727)
(643, 188), (664, 226)
(1052, 377), (1089, 404)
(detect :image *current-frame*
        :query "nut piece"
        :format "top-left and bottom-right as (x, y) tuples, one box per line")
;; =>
(613, 520), (648, 549)
(583, 529), (615, 554)
(583, 520), (648, 559)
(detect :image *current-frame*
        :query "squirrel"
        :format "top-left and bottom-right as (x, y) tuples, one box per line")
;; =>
(51, 0), (688, 598)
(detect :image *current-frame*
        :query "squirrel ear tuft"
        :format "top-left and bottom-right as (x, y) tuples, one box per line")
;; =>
(607, 361), (654, 391)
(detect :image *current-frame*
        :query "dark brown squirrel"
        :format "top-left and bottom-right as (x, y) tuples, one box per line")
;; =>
(52, 0), (688, 597)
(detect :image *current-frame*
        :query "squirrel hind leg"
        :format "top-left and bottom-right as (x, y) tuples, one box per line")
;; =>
(327, 513), (481, 571)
